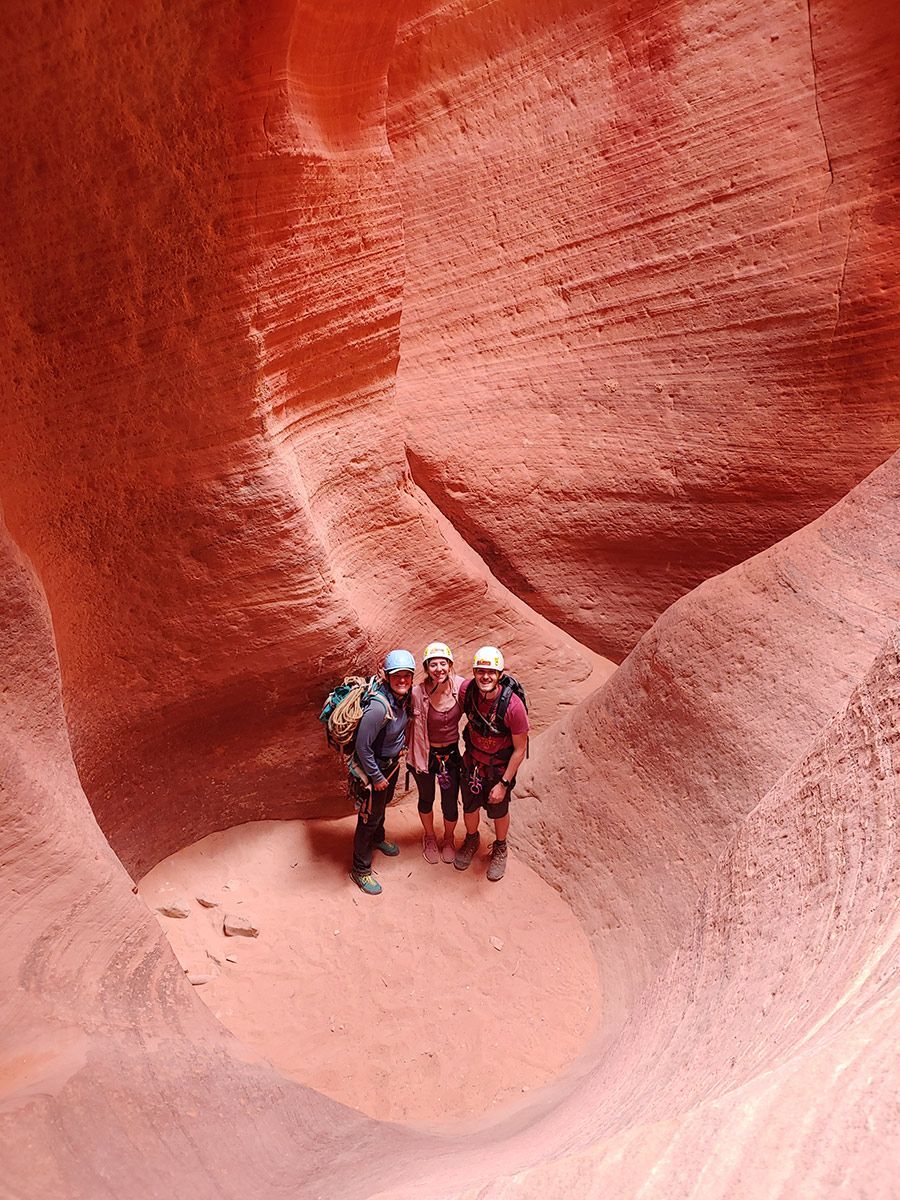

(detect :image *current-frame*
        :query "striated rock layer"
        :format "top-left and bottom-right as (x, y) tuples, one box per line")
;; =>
(1, 2), (898, 1198)
(516, 450), (900, 1037)
(389, 0), (900, 659)
(0, 515), (411, 1199)
(3, 453), (898, 1199)
(0, 1), (607, 877)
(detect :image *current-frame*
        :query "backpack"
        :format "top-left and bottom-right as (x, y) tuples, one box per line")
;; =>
(319, 675), (393, 754)
(463, 673), (528, 740)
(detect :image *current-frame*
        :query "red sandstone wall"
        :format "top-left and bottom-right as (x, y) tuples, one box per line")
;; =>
(431, 624), (900, 1200)
(0, 1), (604, 876)
(516, 450), (900, 1037)
(0, 514), (410, 1197)
(388, 0), (900, 659)
(1, 2), (898, 1197)
(3, 459), (897, 1199)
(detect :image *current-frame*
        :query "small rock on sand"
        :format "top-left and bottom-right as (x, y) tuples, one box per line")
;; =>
(224, 913), (259, 938)
(157, 901), (191, 919)
(196, 894), (219, 908)
(186, 972), (217, 986)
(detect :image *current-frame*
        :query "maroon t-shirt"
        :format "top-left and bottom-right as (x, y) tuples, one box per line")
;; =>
(426, 696), (463, 746)
(459, 678), (529, 765)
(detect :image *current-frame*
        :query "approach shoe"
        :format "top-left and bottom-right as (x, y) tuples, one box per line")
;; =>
(486, 839), (508, 882)
(440, 838), (456, 864)
(454, 831), (480, 871)
(422, 835), (440, 864)
(350, 870), (382, 895)
(375, 839), (400, 857)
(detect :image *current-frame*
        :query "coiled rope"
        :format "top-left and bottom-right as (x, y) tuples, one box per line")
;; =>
(328, 676), (370, 747)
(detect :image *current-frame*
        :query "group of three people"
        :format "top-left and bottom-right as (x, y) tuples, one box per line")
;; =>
(349, 642), (529, 895)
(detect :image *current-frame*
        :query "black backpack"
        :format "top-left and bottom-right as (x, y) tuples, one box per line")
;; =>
(463, 673), (528, 739)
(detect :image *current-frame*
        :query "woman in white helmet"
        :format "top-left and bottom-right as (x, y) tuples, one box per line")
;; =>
(408, 641), (468, 863)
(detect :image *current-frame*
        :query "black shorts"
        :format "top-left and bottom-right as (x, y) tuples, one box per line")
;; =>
(461, 755), (514, 820)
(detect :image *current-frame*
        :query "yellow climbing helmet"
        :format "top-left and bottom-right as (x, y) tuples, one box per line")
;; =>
(473, 645), (504, 672)
(423, 641), (454, 664)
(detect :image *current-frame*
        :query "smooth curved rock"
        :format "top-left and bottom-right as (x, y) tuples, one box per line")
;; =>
(1, 3), (898, 1199)
(389, 0), (900, 659)
(516, 450), (900, 1036)
(4, 448), (898, 1197)
(0, 514), (402, 1197)
(0, 1), (607, 878)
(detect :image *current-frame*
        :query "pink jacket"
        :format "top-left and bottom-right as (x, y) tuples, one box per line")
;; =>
(407, 673), (468, 773)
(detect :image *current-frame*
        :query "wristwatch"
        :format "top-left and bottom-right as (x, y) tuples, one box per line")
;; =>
(500, 777), (513, 790)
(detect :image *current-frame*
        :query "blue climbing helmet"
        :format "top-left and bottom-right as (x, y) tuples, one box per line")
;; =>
(383, 648), (416, 674)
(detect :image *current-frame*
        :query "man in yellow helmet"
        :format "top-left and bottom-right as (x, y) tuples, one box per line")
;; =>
(454, 645), (529, 881)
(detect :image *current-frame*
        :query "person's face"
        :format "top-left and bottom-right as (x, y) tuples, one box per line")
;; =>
(474, 667), (501, 695)
(426, 657), (450, 683)
(387, 669), (414, 697)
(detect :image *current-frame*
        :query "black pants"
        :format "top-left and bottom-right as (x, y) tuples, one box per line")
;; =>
(351, 756), (399, 874)
(413, 744), (461, 824)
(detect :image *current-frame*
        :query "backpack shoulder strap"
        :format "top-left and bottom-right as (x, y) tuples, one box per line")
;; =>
(367, 681), (394, 724)
(495, 676), (514, 726)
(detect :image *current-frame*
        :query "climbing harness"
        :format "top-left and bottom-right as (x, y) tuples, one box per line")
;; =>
(352, 756), (402, 824)
(435, 752), (452, 790)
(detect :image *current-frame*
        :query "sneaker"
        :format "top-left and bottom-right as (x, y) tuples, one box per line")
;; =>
(350, 870), (382, 895)
(440, 837), (456, 864)
(486, 840), (508, 882)
(454, 831), (480, 871)
(375, 840), (400, 857)
(422, 835), (440, 864)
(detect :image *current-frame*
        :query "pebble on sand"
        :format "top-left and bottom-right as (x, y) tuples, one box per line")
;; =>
(224, 913), (259, 938)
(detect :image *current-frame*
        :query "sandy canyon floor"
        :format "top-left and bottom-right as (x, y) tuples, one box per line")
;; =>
(139, 797), (601, 1127)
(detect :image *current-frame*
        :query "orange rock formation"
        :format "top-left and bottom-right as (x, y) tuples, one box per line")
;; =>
(1, 2), (898, 1198)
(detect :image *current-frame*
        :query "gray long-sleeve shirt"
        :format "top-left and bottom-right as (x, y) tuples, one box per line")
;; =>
(354, 682), (409, 784)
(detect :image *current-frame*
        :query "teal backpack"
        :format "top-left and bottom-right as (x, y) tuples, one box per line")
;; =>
(319, 675), (393, 754)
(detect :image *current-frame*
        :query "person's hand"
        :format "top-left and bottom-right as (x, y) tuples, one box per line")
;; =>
(372, 777), (389, 792)
(489, 781), (507, 805)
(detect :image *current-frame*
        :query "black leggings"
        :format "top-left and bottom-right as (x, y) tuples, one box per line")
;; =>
(414, 744), (460, 824)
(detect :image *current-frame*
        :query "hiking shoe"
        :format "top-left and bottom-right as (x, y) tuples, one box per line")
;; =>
(440, 837), (456, 864)
(486, 840), (508, 882)
(350, 870), (382, 895)
(422, 835), (440, 864)
(375, 840), (400, 857)
(454, 832), (480, 871)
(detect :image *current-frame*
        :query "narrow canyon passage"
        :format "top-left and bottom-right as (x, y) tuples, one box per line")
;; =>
(139, 805), (600, 1125)
(2, 2), (899, 1198)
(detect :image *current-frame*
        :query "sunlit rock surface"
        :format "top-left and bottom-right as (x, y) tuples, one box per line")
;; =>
(389, 0), (900, 659)
(1, 2), (898, 1198)
(0, 1), (606, 876)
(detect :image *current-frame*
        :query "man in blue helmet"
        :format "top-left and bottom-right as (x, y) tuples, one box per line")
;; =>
(350, 648), (415, 895)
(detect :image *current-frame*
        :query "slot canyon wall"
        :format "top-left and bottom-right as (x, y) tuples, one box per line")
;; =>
(389, 0), (900, 659)
(1, 2), (898, 1199)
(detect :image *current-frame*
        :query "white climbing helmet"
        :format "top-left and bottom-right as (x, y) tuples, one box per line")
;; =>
(473, 645), (504, 672)
(423, 641), (454, 664)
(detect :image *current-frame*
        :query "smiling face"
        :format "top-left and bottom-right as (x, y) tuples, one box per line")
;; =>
(386, 669), (414, 698)
(474, 667), (501, 696)
(426, 657), (450, 684)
